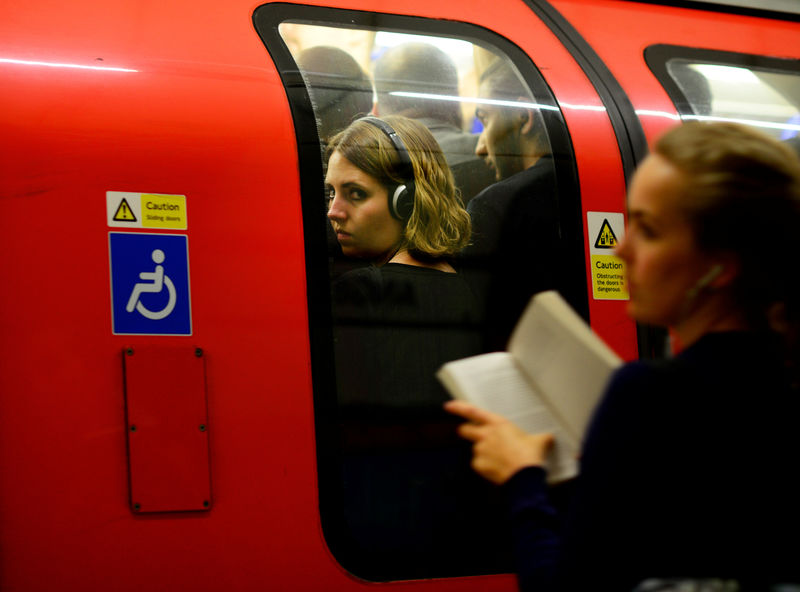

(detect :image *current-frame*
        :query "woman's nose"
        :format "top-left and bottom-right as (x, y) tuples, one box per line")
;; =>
(327, 193), (344, 221)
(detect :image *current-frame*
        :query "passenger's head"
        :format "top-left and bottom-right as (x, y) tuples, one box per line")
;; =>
(475, 59), (548, 181)
(373, 43), (462, 129)
(296, 46), (374, 142)
(325, 115), (471, 263)
(616, 121), (800, 346)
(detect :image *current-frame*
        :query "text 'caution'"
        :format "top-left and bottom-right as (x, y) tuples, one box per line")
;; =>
(107, 192), (187, 230)
(587, 212), (628, 301)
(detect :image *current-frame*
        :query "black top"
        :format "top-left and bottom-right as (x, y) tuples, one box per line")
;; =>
(330, 263), (511, 580)
(503, 331), (800, 590)
(332, 262), (484, 409)
(461, 156), (571, 351)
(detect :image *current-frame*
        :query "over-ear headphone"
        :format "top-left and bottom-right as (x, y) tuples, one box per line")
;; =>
(358, 117), (416, 221)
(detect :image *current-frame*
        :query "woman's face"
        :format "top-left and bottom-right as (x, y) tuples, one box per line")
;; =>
(615, 154), (716, 328)
(326, 150), (404, 260)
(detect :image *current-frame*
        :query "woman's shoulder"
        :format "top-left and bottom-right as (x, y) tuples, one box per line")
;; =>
(381, 263), (477, 300)
(602, 330), (783, 410)
(605, 331), (760, 392)
(590, 358), (690, 431)
(334, 263), (481, 321)
(605, 359), (676, 398)
(333, 263), (462, 293)
(331, 266), (385, 315)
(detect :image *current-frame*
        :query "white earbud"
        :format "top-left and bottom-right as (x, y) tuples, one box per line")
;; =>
(685, 264), (724, 302)
(696, 264), (724, 290)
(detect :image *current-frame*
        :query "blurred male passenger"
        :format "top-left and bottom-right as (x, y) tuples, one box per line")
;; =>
(462, 59), (564, 351)
(296, 46), (373, 143)
(374, 42), (494, 203)
(297, 46), (374, 276)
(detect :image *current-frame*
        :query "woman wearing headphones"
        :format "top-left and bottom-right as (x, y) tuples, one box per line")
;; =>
(325, 116), (504, 577)
(446, 121), (800, 590)
(326, 115), (481, 409)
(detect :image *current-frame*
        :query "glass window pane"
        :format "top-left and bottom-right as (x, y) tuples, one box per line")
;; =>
(662, 53), (800, 141)
(265, 11), (584, 581)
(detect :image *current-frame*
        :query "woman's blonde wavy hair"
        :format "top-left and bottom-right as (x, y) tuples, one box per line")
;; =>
(655, 121), (800, 382)
(326, 115), (471, 260)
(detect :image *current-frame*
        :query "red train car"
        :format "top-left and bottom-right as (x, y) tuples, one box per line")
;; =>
(1, 0), (798, 590)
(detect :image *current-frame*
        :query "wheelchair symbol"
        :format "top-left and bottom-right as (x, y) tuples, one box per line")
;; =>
(125, 249), (177, 320)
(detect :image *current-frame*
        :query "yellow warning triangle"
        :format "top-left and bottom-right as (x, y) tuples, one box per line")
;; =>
(113, 198), (137, 222)
(594, 218), (618, 248)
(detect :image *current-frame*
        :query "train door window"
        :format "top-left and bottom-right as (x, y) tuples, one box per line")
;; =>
(646, 45), (800, 145)
(254, 5), (583, 581)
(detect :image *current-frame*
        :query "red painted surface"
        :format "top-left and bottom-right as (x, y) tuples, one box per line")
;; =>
(1, 0), (797, 590)
(124, 345), (211, 513)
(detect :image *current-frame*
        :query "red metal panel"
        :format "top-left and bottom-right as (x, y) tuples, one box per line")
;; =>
(123, 345), (211, 513)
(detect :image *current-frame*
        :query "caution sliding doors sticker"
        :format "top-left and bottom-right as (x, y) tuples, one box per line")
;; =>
(587, 212), (629, 301)
(107, 191), (187, 230)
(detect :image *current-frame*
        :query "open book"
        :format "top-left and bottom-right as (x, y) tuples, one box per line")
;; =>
(437, 291), (622, 484)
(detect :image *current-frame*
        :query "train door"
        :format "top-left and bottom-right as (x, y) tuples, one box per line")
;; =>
(253, 1), (638, 584)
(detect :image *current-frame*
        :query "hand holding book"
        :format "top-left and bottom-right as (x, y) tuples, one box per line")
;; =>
(437, 291), (622, 484)
(444, 400), (555, 485)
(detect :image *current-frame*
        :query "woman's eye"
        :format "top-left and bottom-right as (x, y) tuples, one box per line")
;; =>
(636, 222), (656, 239)
(349, 189), (367, 201)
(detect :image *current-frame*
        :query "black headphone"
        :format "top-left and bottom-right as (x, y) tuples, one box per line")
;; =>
(358, 117), (416, 221)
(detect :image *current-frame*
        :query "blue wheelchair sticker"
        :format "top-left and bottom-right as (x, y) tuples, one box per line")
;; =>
(109, 232), (192, 335)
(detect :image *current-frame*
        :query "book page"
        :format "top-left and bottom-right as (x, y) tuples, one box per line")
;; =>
(437, 352), (578, 483)
(509, 292), (621, 441)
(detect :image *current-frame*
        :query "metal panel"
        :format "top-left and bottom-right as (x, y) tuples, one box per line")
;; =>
(123, 345), (211, 513)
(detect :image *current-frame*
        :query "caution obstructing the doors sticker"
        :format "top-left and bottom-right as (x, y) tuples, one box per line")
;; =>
(587, 212), (629, 301)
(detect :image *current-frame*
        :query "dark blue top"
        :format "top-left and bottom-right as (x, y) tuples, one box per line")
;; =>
(503, 331), (799, 590)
